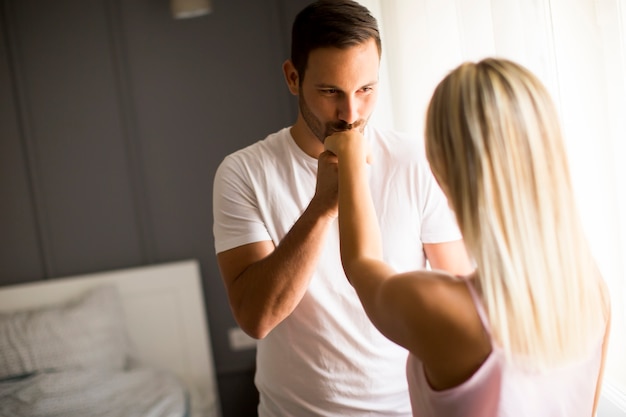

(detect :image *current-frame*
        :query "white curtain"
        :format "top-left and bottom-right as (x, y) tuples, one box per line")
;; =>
(360, 0), (626, 407)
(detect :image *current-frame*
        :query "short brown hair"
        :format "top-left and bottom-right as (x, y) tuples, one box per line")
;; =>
(290, 0), (381, 83)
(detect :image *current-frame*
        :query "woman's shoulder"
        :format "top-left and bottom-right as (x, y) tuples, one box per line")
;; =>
(390, 271), (493, 390)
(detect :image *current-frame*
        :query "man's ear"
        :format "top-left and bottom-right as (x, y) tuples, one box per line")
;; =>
(282, 60), (300, 95)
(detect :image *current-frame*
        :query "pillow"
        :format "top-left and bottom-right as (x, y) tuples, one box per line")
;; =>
(0, 285), (130, 379)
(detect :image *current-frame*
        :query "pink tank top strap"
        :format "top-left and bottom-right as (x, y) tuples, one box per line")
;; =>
(461, 277), (492, 336)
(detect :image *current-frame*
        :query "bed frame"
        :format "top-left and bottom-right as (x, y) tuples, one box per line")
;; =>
(0, 259), (221, 417)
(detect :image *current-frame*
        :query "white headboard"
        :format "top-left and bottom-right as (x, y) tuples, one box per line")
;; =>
(0, 259), (221, 417)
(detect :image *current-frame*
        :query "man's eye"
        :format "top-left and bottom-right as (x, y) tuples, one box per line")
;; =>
(322, 89), (338, 94)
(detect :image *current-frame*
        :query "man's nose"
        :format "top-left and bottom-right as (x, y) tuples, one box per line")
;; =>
(337, 96), (359, 125)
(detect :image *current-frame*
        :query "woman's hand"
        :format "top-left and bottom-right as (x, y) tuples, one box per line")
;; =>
(324, 130), (371, 164)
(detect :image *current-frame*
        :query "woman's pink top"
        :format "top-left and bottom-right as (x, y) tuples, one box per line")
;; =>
(406, 280), (604, 417)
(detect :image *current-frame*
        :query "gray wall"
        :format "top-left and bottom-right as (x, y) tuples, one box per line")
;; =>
(0, 0), (310, 415)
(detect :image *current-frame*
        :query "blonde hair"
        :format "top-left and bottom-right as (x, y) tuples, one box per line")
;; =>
(425, 58), (606, 368)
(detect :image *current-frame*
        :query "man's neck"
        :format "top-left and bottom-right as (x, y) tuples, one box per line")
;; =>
(289, 121), (324, 159)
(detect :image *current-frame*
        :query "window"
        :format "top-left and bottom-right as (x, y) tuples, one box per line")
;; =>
(360, 0), (626, 413)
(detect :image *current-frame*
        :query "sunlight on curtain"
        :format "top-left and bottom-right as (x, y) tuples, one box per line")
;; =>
(359, 0), (626, 405)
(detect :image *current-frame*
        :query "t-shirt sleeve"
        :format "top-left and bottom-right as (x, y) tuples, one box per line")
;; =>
(212, 155), (273, 254)
(418, 161), (463, 244)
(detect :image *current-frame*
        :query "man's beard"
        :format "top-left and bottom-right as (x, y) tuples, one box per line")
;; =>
(299, 94), (367, 143)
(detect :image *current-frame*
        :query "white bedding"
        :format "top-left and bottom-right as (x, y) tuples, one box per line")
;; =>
(0, 260), (221, 417)
(0, 283), (189, 417)
(0, 368), (188, 417)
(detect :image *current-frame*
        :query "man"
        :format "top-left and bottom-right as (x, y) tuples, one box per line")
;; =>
(212, 1), (473, 415)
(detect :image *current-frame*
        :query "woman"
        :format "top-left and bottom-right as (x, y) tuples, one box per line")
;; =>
(324, 57), (610, 416)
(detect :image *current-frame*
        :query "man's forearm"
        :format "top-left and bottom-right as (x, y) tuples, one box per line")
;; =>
(231, 202), (337, 339)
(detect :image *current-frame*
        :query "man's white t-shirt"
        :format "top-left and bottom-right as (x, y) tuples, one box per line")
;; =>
(213, 125), (461, 416)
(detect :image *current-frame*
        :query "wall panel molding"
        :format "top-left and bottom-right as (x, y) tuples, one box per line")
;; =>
(1, 0), (55, 278)
(104, 0), (156, 264)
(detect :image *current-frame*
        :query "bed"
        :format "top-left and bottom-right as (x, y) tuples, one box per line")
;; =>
(0, 259), (221, 417)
